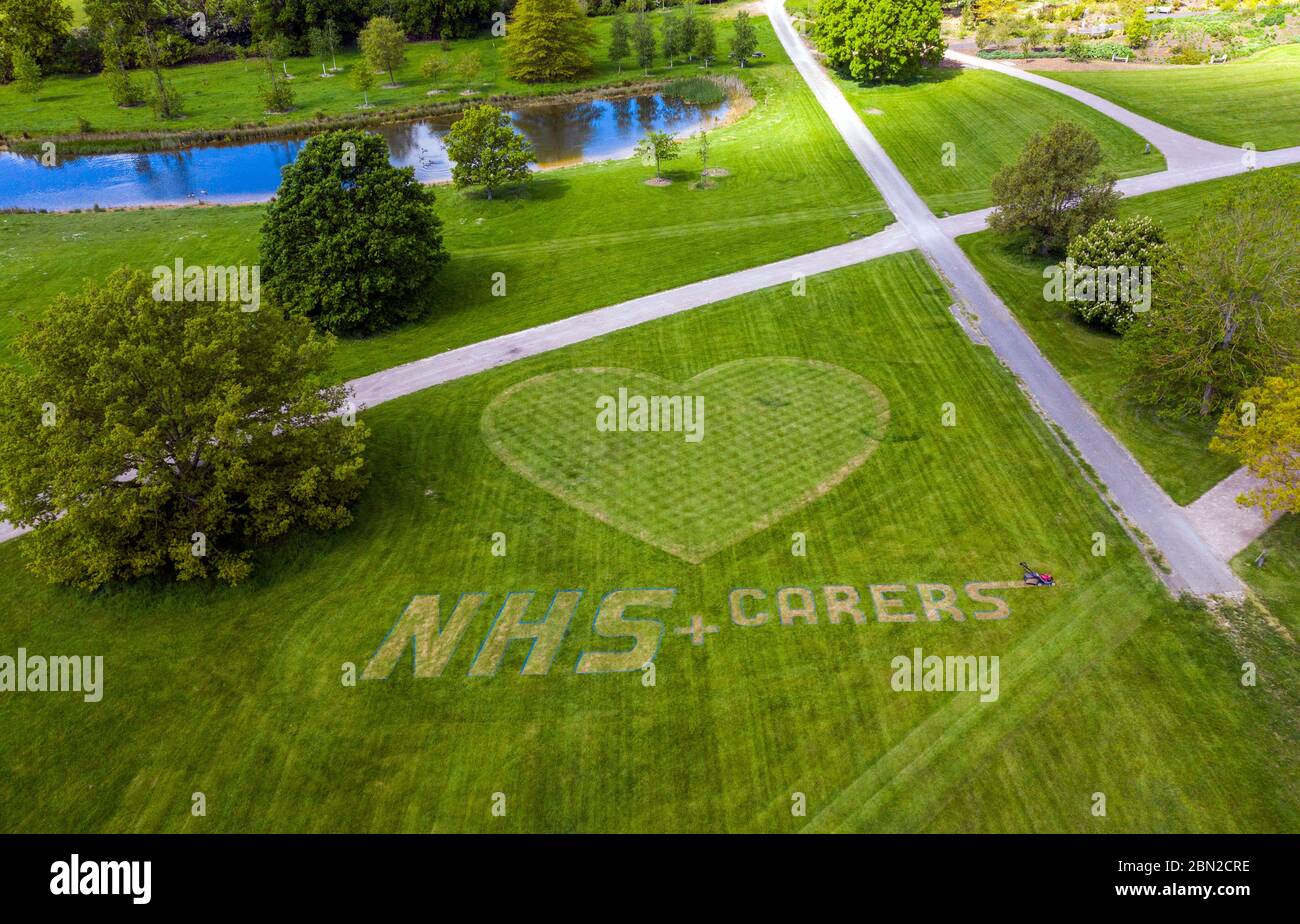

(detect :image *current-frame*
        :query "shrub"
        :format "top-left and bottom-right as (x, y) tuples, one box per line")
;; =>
(105, 65), (144, 107)
(1061, 216), (1169, 332)
(52, 27), (103, 75)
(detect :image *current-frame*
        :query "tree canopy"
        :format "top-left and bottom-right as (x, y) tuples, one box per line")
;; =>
(359, 15), (407, 86)
(730, 10), (758, 67)
(0, 268), (368, 590)
(1123, 171), (1300, 417)
(989, 121), (1119, 256)
(446, 104), (535, 198)
(812, 0), (944, 82)
(1211, 366), (1300, 517)
(260, 129), (448, 335)
(505, 0), (597, 83)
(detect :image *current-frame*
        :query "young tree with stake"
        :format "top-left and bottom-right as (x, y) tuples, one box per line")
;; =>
(730, 10), (758, 67)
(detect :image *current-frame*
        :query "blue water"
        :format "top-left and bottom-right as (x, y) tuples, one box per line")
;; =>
(0, 94), (728, 211)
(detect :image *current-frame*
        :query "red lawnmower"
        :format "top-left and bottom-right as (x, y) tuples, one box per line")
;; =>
(1020, 562), (1055, 587)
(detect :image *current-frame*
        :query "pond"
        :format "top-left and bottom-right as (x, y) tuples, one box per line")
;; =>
(0, 92), (729, 212)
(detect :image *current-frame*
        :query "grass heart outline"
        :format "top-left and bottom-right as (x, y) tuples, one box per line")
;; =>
(481, 357), (890, 563)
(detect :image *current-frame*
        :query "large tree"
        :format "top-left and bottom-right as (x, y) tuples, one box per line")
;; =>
(0, 0), (72, 76)
(812, 0), (944, 82)
(260, 129), (448, 334)
(0, 268), (368, 590)
(359, 15), (407, 86)
(1211, 366), (1300, 516)
(989, 120), (1119, 256)
(1123, 171), (1300, 417)
(505, 0), (596, 83)
(446, 104), (535, 198)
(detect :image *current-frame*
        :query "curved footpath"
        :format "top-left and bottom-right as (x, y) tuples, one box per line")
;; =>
(3, 16), (1297, 589)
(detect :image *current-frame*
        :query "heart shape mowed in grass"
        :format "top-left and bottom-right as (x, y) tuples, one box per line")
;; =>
(481, 357), (890, 563)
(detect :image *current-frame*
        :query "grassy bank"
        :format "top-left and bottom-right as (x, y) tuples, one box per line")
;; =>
(1033, 43), (1300, 151)
(835, 65), (1165, 216)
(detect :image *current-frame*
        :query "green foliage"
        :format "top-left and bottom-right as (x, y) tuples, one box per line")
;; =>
(1123, 171), (1300, 416)
(1061, 215), (1168, 332)
(1125, 10), (1152, 48)
(730, 10), (759, 67)
(0, 268), (368, 590)
(350, 55), (375, 105)
(146, 73), (182, 119)
(359, 15), (407, 86)
(10, 47), (41, 96)
(662, 7), (684, 67)
(608, 6), (630, 71)
(989, 121), (1119, 255)
(0, 0), (72, 72)
(680, 3), (700, 61)
(1212, 366), (1300, 516)
(420, 50), (449, 79)
(260, 39), (295, 113)
(260, 129), (448, 335)
(811, 0), (944, 82)
(446, 103), (535, 198)
(505, 0), (596, 83)
(632, 8), (656, 73)
(694, 15), (716, 66)
(635, 128), (682, 178)
(103, 58), (143, 107)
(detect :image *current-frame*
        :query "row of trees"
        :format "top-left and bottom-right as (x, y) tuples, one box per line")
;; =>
(0, 0), (503, 82)
(607, 5), (756, 73)
(988, 122), (1299, 515)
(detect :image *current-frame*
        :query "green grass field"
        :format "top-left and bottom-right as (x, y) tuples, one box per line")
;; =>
(2, 253), (1298, 833)
(1234, 516), (1299, 638)
(0, 17), (891, 380)
(0, 5), (749, 142)
(959, 165), (1300, 505)
(1034, 44), (1300, 151)
(835, 66), (1165, 216)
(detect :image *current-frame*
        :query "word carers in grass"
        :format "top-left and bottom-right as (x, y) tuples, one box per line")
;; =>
(356, 581), (1049, 682)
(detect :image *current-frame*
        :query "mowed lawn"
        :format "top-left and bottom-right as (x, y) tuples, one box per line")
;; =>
(959, 165), (1300, 506)
(835, 66), (1164, 216)
(1034, 44), (1300, 151)
(0, 3), (752, 140)
(0, 17), (891, 380)
(2, 253), (1297, 833)
(1234, 515), (1300, 638)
